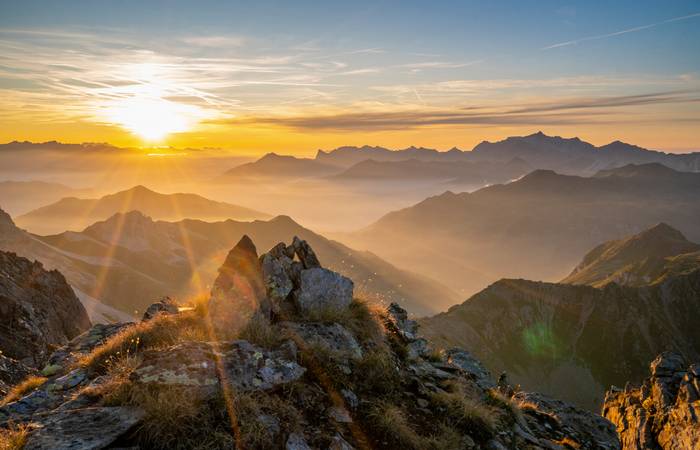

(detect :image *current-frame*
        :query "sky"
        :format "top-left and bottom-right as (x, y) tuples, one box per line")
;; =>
(0, 0), (699, 154)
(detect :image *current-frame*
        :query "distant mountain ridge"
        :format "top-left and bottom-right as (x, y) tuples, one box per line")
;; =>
(217, 132), (699, 187)
(342, 163), (700, 297)
(0, 208), (458, 318)
(15, 185), (270, 235)
(0, 181), (93, 216)
(563, 223), (700, 287)
(316, 132), (700, 174)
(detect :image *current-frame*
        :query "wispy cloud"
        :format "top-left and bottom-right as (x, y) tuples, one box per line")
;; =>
(542, 12), (700, 50)
(224, 90), (700, 131)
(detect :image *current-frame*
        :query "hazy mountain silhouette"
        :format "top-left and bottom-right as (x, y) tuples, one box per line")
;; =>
(0, 180), (93, 216)
(331, 157), (532, 185)
(220, 153), (338, 180)
(316, 132), (700, 175)
(562, 223), (700, 287)
(218, 133), (699, 189)
(420, 225), (700, 410)
(0, 208), (458, 318)
(15, 185), (270, 235)
(342, 164), (700, 297)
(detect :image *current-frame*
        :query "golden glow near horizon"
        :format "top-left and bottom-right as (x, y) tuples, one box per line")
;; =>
(0, 21), (699, 153)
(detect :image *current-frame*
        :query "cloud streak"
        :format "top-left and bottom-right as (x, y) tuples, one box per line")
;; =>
(224, 90), (700, 131)
(542, 12), (700, 50)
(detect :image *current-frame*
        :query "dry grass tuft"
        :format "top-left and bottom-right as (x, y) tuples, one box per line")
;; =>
(355, 349), (400, 395)
(367, 402), (424, 450)
(487, 389), (525, 426)
(0, 376), (48, 406)
(0, 423), (29, 450)
(238, 315), (281, 349)
(105, 383), (233, 450)
(78, 312), (206, 374)
(303, 298), (386, 346)
(555, 436), (582, 449)
(233, 391), (301, 450)
(430, 388), (497, 441)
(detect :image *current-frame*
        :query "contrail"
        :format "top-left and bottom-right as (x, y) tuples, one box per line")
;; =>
(542, 12), (700, 50)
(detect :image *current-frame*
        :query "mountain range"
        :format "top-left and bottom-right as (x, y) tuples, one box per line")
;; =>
(218, 132), (700, 184)
(419, 224), (700, 411)
(14, 185), (270, 235)
(342, 163), (700, 297)
(0, 208), (458, 320)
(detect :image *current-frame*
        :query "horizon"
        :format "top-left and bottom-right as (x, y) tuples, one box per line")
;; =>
(2, 129), (698, 157)
(1, 1), (699, 153)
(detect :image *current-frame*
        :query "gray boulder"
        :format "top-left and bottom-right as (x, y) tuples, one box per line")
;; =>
(219, 340), (306, 391)
(260, 244), (295, 307)
(295, 268), (353, 314)
(23, 406), (144, 450)
(131, 342), (219, 391)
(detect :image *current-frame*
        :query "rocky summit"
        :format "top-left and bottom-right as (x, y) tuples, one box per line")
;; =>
(0, 237), (624, 449)
(603, 352), (700, 450)
(0, 250), (91, 367)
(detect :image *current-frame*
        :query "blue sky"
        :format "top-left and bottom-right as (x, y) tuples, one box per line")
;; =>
(0, 0), (698, 152)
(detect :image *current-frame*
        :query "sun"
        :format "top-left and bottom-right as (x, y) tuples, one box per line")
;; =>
(106, 96), (193, 142)
(99, 63), (209, 142)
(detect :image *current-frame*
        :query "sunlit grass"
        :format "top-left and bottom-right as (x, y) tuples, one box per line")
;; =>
(0, 376), (48, 406)
(0, 423), (29, 450)
(78, 312), (207, 374)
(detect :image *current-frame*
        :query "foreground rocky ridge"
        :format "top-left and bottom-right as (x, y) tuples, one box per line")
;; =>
(0, 237), (621, 449)
(603, 352), (700, 449)
(0, 250), (91, 367)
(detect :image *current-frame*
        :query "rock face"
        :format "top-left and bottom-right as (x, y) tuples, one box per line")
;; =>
(0, 251), (91, 367)
(0, 354), (34, 397)
(603, 352), (700, 450)
(209, 235), (267, 331)
(294, 268), (353, 314)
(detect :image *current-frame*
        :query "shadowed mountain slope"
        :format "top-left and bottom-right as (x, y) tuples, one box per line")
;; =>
(343, 164), (700, 298)
(420, 271), (700, 411)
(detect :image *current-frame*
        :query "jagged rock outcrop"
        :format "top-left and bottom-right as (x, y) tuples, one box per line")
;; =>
(0, 251), (91, 367)
(603, 352), (700, 449)
(209, 235), (354, 332)
(0, 237), (621, 449)
(209, 235), (267, 331)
